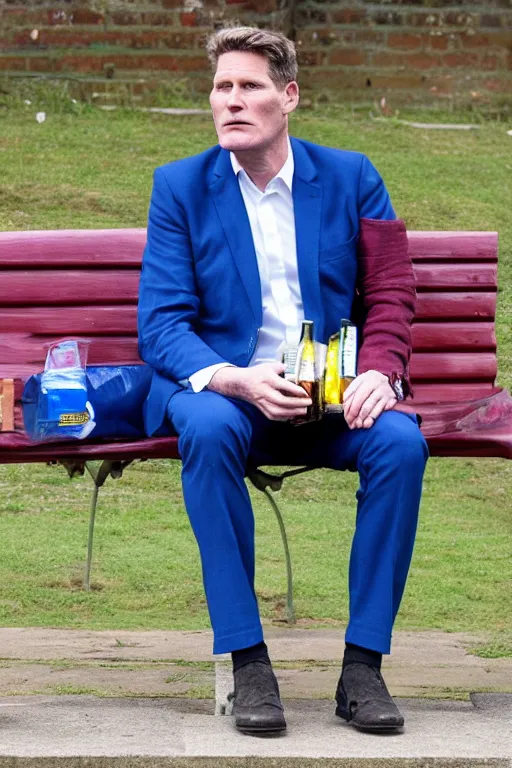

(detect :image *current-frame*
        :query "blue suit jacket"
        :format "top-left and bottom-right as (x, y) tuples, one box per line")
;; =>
(138, 137), (395, 437)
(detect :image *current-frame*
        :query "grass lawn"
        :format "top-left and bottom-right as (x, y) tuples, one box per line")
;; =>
(0, 94), (511, 656)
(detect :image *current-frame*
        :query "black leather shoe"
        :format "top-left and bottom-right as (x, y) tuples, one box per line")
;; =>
(335, 662), (404, 732)
(232, 660), (286, 734)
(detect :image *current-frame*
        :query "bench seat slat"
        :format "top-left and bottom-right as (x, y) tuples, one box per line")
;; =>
(407, 231), (498, 262)
(411, 382), (496, 403)
(0, 325), (497, 367)
(413, 262), (497, 291)
(0, 283), (497, 320)
(411, 352), (497, 381)
(0, 335), (140, 366)
(0, 306), (138, 335)
(0, 229), (145, 267)
(411, 322), (496, 352)
(0, 271), (139, 306)
(415, 292), (496, 320)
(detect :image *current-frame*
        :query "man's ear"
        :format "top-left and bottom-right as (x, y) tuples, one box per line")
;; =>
(282, 81), (299, 115)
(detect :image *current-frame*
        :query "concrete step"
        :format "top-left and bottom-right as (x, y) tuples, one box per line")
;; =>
(0, 695), (511, 764)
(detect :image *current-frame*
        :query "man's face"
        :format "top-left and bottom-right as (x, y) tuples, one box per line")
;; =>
(210, 51), (298, 153)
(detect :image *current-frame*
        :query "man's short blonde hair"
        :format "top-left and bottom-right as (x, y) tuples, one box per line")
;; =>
(206, 26), (298, 88)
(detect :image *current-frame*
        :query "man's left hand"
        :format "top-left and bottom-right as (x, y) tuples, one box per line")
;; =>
(343, 370), (397, 430)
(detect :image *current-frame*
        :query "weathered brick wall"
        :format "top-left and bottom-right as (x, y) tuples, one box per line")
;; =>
(0, 0), (510, 106)
(295, 0), (512, 107)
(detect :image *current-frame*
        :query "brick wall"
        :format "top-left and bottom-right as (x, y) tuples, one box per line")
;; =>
(0, 0), (510, 107)
(295, 0), (512, 107)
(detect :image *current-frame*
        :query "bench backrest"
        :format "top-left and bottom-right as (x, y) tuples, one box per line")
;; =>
(0, 229), (498, 408)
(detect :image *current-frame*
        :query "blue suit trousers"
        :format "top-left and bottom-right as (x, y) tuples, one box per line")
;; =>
(167, 390), (428, 655)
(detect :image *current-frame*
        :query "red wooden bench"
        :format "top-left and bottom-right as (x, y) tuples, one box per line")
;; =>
(1, 229), (511, 618)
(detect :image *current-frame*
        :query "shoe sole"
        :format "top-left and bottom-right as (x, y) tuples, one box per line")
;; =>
(236, 724), (287, 735)
(335, 706), (403, 733)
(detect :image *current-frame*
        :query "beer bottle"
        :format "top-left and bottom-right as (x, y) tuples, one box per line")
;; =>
(324, 332), (341, 405)
(294, 320), (317, 421)
(339, 319), (358, 400)
(296, 320), (315, 398)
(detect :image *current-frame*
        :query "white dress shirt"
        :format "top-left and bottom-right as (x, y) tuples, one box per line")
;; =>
(189, 139), (304, 392)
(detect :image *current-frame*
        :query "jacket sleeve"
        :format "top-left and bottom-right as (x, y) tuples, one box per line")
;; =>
(138, 167), (227, 384)
(355, 217), (416, 398)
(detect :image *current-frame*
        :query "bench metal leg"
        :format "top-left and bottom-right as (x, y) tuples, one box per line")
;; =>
(262, 486), (295, 625)
(82, 459), (134, 591)
(247, 467), (316, 625)
(83, 460), (115, 591)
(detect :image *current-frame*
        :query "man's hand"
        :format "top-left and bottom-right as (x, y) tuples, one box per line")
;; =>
(343, 370), (397, 430)
(208, 362), (312, 421)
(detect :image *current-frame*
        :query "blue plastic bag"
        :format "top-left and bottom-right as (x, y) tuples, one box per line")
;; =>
(22, 341), (152, 442)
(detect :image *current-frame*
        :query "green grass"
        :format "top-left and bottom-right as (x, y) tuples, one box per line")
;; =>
(0, 458), (510, 647)
(0, 93), (511, 654)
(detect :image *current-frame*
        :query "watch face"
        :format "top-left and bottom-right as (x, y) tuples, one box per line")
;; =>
(394, 381), (404, 401)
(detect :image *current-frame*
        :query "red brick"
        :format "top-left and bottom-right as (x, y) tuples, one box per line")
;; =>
(372, 52), (407, 68)
(480, 55), (501, 71)
(180, 11), (198, 27)
(328, 49), (365, 67)
(18, 29), (92, 47)
(299, 28), (339, 47)
(349, 30), (385, 46)
(296, 9), (327, 26)
(406, 53), (440, 70)
(244, 0), (277, 11)
(139, 12), (177, 26)
(443, 52), (480, 68)
(331, 8), (366, 25)
(108, 11), (140, 25)
(297, 50), (324, 67)
(483, 77), (512, 93)
(460, 33), (491, 49)
(429, 35), (450, 52)
(481, 15), (503, 28)
(0, 55), (53, 72)
(369, 72), (425, 90)
(45, 53), (206, 74)
(388, 33), (422, 51)
(300, 69), (368, 90)
(0, 56), (26, 71)
(370, 11), (403, 27)
(69, 8), (104, 25)
(461, 31), (510, 50)
(426, 75), (454, 95)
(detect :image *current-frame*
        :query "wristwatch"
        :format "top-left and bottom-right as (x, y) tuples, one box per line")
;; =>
(389, 377), (405, 402)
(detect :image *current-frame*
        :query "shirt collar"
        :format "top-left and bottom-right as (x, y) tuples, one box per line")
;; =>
(230, 137), (294, 193)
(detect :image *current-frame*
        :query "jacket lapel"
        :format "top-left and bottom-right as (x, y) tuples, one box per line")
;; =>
(290, 138), (324, 339)
(209, 149), (262, 326)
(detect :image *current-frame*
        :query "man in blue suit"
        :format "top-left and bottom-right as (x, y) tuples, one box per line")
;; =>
(138, 26), (428, 735)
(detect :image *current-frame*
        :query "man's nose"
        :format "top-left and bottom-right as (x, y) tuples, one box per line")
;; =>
(227, 86), (243, 109)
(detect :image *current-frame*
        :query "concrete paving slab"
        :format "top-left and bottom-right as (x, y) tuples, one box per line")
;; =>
(0, 629), (509, 700)
(0, 628), (489, 664)
(1, 659), (509, 700)
(0, 696), (510, 761)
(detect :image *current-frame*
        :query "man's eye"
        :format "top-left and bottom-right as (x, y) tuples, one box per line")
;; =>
(216, 83), (231, 90)
(245, 83), (259, 90)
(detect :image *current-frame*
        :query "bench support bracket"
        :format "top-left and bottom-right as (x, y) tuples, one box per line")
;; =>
(247, 466), (316, 625)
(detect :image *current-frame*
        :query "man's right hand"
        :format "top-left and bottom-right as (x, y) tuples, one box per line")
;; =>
(207, 362), (311, 421)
